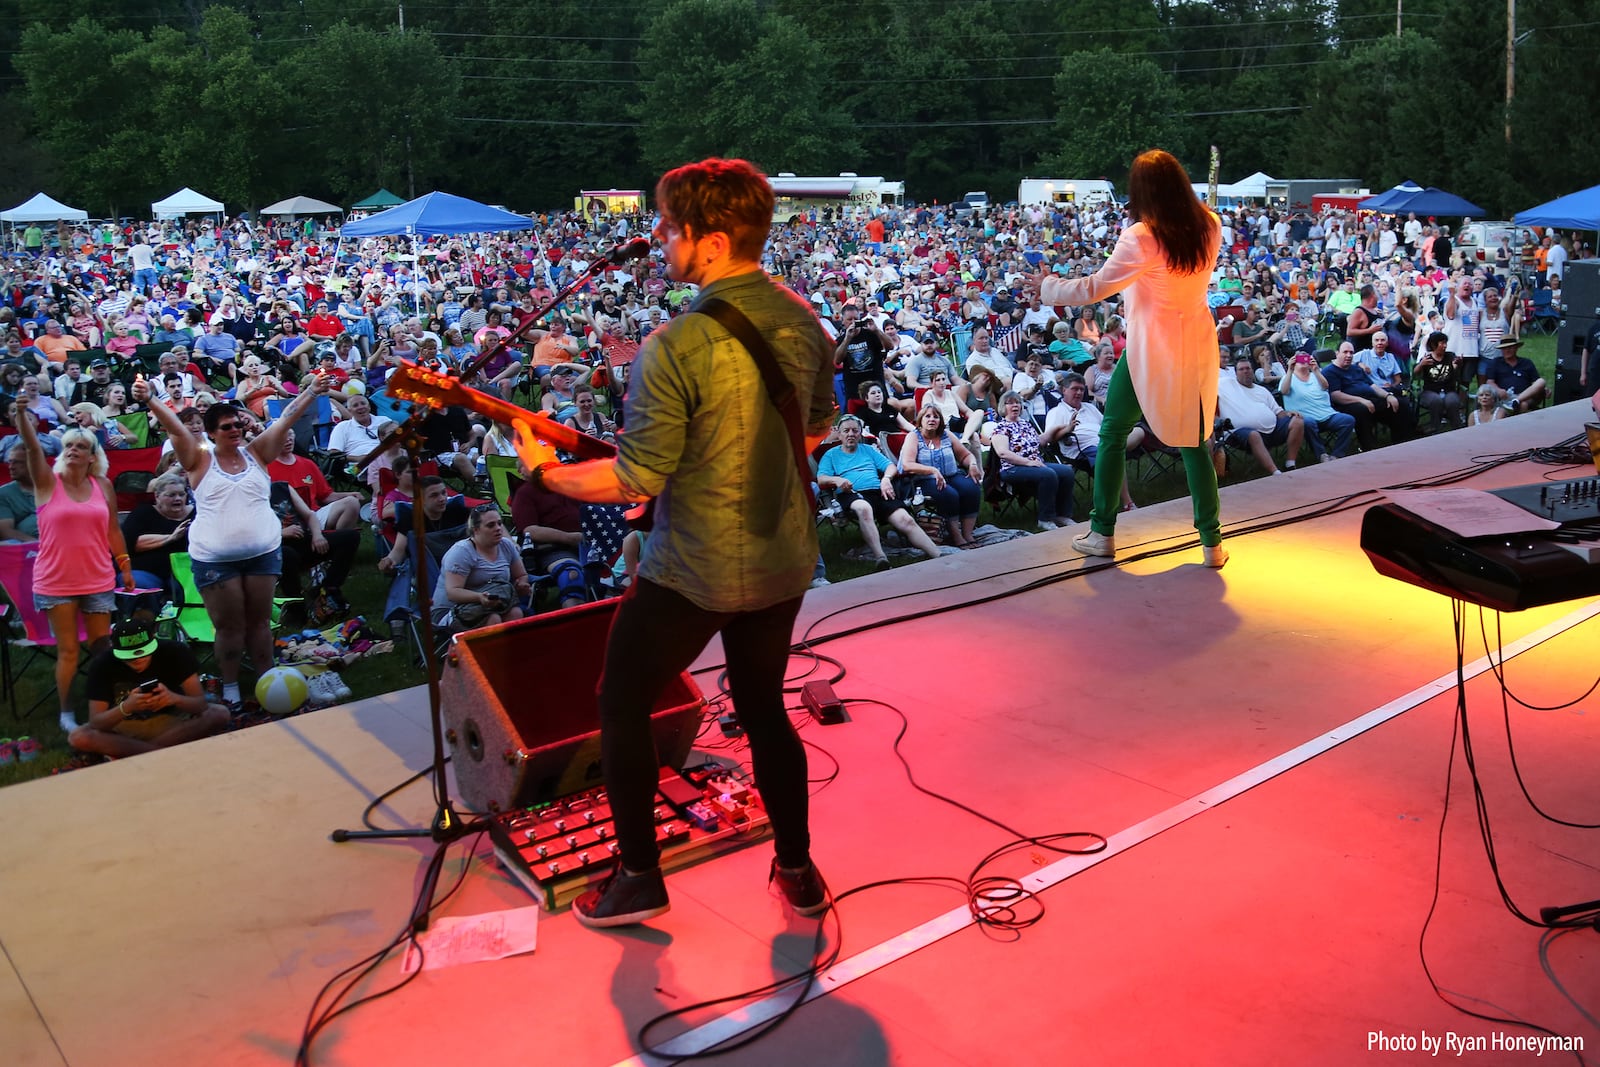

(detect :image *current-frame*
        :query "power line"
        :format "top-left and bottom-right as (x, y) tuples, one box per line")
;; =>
(450, 115), (643, 128)
(1181, 105), (1309, 117)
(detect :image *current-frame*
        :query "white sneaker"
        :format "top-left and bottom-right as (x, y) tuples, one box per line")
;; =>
(307, 673), (342, 706)
(1072, 530), (1115, 558)
(59, 711), (78, 734)
(1203, 544), (1230, 569)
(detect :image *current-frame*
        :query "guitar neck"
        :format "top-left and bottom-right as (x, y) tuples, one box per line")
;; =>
(388, 359), (616, 461)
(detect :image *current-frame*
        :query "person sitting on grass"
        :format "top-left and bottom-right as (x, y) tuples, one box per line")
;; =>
(816, 413), (946, 568)
(70, 618), (229, 758)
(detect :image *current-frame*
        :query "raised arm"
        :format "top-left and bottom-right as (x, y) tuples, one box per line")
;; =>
(136, 380), (211, 474)
(250, 374), (328, 464)
(12, 406), (56, 495)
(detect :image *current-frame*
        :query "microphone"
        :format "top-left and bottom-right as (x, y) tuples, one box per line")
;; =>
(596, 236), (650, 267)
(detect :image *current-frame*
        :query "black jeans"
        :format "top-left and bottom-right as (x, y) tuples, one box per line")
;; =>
(280, 528), (360, 593)
(597, 578), (810, 873)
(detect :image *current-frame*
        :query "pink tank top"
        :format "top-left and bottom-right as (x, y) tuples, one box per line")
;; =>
(34, 479), (115, 596)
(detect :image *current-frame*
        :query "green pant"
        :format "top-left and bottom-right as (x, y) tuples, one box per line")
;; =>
(1090, 357), (1222, 547)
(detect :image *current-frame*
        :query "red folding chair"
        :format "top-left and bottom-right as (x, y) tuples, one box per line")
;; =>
(0, 543), (88, 716)
(105, 446), (163, 511)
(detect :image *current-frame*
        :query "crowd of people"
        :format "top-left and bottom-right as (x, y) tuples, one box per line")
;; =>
(0, 181), (1571, 758)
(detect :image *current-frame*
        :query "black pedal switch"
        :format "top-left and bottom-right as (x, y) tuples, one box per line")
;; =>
(801, 680), (846, 725)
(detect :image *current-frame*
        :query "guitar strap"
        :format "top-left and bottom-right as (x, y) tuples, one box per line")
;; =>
(694, 297), (816, 510)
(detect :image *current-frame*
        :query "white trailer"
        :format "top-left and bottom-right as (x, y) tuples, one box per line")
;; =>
(1018, 178), (1115, 208)
(769, 173), (904, 223)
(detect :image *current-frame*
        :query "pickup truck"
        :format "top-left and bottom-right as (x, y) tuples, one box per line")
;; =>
(952, 191), (990, 219)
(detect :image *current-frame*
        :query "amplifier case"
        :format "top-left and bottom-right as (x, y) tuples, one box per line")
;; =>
(440, 598), (705, 813)
(1559, 259), (1600, 319)
(1554, 315), (1595, 405)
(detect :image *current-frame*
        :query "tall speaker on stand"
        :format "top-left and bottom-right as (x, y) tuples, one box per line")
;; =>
(1554, 315), (1596, 405)
(1558, 259), (1600, 319)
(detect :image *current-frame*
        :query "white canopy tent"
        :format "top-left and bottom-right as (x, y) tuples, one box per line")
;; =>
(1194, 172), (1276, 206)
(1, 192), (88, 223)
(1226, 171), (1274, 199)
(152, 187), (225, 219)
(260, 195), (343, 217)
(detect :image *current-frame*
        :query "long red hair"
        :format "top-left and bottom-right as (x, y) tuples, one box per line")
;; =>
(1125, 150), (1217, 276)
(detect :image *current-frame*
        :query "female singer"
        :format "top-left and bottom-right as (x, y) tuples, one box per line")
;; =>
(1034, 149), (1227, 567)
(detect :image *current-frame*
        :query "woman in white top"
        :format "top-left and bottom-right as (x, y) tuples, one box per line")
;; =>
(136, 373), (329, 708)
(1036, 149), (1227, 567)
(919, 370), (981, 444)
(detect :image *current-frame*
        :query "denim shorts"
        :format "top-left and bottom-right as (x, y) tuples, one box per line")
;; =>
(33, 589), (117, 613)
(190, 548), (283, 590)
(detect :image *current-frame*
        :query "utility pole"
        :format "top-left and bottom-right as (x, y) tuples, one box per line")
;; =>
(1397, 0), (1403, 37)
(399, 3), (415, 199)
(1505, 0), (1515, 144)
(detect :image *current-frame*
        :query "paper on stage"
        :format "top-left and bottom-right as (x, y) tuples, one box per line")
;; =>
(1383, 488), (1562, 537)
(399, 905), (540, 974)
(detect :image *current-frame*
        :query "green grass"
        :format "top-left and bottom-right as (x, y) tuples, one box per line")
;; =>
(0, 331), (1563, 787)
(0, 533), (426, 787)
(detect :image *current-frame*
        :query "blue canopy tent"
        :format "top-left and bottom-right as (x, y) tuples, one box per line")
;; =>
(1383, 187), (1485, 217)
(1357, 182), (1423, 212)
(1514, 183), (1600, 231)
(340, 193), (534, 418)
(339, 192), (533, 238)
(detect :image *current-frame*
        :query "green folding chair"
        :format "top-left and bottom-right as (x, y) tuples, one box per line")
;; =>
(112, 411), (153, 448)
(169, 553), (302, 655)
(484, 453), (521, 514)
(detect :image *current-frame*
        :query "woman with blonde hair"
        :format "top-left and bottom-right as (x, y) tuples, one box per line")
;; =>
(10, 408), (133, 734)
(234, 355), (291, 419)
(70, 401), (130, 449)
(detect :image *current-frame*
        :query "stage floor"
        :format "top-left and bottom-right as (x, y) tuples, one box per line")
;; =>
(5, 403), (1600, 1067)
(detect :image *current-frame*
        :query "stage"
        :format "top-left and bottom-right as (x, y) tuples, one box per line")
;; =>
(5, 402), (1600, 1067)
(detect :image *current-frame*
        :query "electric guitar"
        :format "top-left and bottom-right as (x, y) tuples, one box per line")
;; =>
(384, 360), (617, 473)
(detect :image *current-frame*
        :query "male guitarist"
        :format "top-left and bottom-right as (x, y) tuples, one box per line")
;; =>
(533, 158), (838, 928)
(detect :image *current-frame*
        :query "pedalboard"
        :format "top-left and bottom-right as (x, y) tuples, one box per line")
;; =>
(488, 763), (771, 911)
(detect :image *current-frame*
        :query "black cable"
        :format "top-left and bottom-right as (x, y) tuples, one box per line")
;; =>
(1477, 609), (1600, 829)
(1539, 927), (1600, 1033)
(625, 444), (1559, 1060)
(360, 761), (441, 832)
(1415, 600), (1589, 1067)
(295, 831), (487, 1067)
(799, 733), (841, 791)
(636, 894), (845, 1062)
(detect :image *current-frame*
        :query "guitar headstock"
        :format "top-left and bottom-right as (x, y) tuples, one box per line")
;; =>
(385, 360), (464, 411)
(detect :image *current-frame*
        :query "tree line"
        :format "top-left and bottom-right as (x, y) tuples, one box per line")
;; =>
(0, 0), (1590, 221)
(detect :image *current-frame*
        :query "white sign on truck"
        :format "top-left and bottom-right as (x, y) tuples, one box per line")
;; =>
(1018, 178), (1115, 208)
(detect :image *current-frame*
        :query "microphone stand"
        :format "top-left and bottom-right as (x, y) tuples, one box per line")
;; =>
(326, 240), (646, 933)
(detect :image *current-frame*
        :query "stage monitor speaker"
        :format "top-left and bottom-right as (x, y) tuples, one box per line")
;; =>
(1559, 259), (1600, 319)
(440, 599), (706, 814)
(1554, 315), (1595, 405)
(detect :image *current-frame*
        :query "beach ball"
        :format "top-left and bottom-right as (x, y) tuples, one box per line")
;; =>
(341, 379), (366, 396)
(256, 667), (310, 715)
